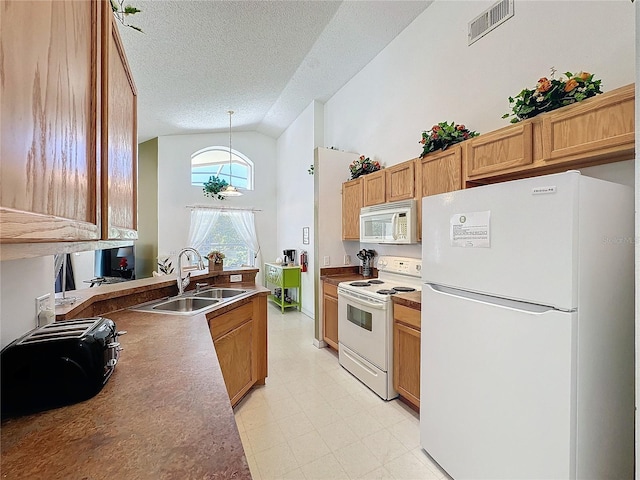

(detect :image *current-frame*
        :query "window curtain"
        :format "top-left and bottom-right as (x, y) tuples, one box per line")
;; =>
(227, 210), (262, 268)
(187, 208), (221, 251)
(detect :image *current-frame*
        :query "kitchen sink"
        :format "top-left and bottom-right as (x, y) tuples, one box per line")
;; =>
(149, 297), (220, 313)
(130, 287), (253, 316)
(192, 288), (247, 299)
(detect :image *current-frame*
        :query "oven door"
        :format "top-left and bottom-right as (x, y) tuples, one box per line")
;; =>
(337, 287), (389, 370)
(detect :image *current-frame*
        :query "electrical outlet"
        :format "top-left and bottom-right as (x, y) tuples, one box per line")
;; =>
(323, 256), (330, 266)
(344, 255), (351, 265)
(230, 274), (242, 282)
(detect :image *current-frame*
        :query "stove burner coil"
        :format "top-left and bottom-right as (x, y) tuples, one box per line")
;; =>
(392, 286), (416, 292)
(368, 279), (384, 284)
(376, 289), (397, 295)
(349, 281), (371, 287)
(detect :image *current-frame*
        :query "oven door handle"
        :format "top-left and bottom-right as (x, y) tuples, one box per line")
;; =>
(338, 289), (387, 310)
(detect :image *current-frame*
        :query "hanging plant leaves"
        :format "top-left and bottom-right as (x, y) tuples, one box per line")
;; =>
(203, 176), (229, 200)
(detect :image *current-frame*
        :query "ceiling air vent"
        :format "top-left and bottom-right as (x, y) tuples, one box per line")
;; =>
(468, 0), (514, 46)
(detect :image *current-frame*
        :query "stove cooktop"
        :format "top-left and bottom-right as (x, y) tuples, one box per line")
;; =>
(338, 256), (422, 300)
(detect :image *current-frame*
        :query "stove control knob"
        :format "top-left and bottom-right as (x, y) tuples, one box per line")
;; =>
(379, 259), (387, 267)
(416, 265), (421, 271)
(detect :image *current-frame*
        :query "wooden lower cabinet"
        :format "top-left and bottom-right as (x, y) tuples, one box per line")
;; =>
(207, 295), (268, 407)
(323, 281), (339, 350)
(393, 303), (421, 410)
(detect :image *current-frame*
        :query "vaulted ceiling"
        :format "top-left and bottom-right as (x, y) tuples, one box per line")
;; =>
(117, 1), (432, 143)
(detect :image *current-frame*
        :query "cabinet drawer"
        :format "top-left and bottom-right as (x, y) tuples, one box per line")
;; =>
(209, 302), (253, 340)
(394, 304), (421, 330)
(324, 282), (338, 299)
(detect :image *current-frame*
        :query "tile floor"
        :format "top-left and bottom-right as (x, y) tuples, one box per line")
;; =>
(233, 304), (450, 479)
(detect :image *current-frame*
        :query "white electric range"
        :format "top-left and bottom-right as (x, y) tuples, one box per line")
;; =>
(337, 256), (422, 400)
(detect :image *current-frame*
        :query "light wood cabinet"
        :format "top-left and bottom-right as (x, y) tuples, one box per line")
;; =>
(464, 84), (635, 185)
(386, 162), (415, 202)
(541, 84), (634, 165)
(0, 0), (138, 248)
(363, 170), (386, 206)
(415, 145), (463, 241)
(362, 161), (416, 206)
(0, 0), (101, 242)
(465, 121), (537, 180)
(393, 303), (421, 410)
(208, 295), (268, 407)
(342, 178), (363, 240)
(102, 9), (138, 240)
(323, 281), (339, 350)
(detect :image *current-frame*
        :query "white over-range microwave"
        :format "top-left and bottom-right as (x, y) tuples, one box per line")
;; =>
(359, 199), (417, 244)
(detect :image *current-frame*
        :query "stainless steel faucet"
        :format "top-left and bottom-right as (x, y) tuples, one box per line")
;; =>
(176, 248), (204, 295)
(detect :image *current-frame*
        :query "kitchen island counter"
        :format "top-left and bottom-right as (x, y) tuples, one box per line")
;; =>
(0, 296), (263, 478)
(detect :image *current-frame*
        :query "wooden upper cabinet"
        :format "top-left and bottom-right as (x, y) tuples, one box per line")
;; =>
(415, 147), (462, 198)
(542, 84), (634, 165)
(465, 121), (535, 180)
(0, 0), (101, 242)
(415, 146), (463, 241)
(342, 178), (363, 240)
(363, 170), (386, 206)
(102, 9), (138, 240)
(386, 161), (415, 202)
(464, 84), (635, 185)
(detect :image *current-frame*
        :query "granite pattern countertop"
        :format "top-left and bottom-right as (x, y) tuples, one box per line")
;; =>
(1, 288), (267, 479)
(391, 291), (422, 310)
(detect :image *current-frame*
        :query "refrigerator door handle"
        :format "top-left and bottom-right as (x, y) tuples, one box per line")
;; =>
(425, 283), (568, 314)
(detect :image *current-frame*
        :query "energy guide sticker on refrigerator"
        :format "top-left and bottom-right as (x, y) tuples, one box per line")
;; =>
(449, 211), (490, 248)
(420, 171), (634, 480)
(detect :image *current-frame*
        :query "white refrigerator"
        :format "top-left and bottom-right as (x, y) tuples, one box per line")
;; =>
(420, 171), (634, 480)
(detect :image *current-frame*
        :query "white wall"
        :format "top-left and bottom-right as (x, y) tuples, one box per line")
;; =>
(324, 0), (635, 166)
(276, 102), (319, 317)
(156, 131), (278, 283)
(0, 256), (54, 348)
(137, 138), (159, 278)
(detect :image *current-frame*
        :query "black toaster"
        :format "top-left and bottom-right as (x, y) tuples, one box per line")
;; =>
(1, 317), (125, 419)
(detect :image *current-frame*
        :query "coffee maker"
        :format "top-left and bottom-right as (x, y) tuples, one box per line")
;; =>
(283, 249), (296, 266)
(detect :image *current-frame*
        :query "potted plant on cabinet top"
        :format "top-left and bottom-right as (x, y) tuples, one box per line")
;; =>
(419, 122), (479, 158)
(349, 155), (381, 180)
(502, 69), (602, 123)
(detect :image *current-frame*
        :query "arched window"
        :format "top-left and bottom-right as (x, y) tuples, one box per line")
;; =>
(191, 147), (254, 190)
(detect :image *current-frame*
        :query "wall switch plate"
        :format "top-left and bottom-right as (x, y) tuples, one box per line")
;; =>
(323, 256), (330, 266)
(344, 255), (351, 265)
(230, 274), (242, 282)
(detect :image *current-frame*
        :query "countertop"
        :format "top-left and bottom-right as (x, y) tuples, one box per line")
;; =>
(392, 291), (422, 310)
(1, 285), (268, 479)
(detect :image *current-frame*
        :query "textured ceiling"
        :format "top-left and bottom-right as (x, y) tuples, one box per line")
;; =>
(117, 1), (432, 142)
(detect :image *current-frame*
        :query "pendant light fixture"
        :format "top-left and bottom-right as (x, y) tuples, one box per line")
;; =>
(218, 110), (242, 197)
